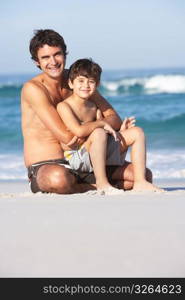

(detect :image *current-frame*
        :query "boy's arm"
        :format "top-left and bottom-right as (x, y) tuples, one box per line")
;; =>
(90, 90), (122, 130)
(57, 102), (114, 138)
(21, 81), (74, 144)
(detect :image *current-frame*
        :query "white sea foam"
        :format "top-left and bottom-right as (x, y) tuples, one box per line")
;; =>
(102, 74), (185, 94)
(0, 151), (185, 181)
(0, 154), (26, 180)
(146, 150), (185, 179)
(144, 75), (185, 93)
(0, 82), (22, 89)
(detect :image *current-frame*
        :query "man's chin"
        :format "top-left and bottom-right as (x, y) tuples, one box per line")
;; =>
(48, 71), (63, 79)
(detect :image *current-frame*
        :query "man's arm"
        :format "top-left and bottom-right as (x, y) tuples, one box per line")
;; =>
(90, 90), (122, 130)
(21, 81), (74, 144)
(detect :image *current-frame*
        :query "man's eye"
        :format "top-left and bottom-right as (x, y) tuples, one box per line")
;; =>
(56, 53), (62, 57)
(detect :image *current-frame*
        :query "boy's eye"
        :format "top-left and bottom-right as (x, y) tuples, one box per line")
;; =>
(89, 80), (96, 84)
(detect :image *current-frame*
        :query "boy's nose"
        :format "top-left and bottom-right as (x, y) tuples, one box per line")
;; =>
(84, 81), (90, 87)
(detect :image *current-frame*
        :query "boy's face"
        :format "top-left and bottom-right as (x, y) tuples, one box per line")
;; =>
(69, 75), (97, 99)
(36, 44), (65, 78)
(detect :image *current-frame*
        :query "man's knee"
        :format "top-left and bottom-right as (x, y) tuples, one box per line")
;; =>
(37, 165), (76, 194)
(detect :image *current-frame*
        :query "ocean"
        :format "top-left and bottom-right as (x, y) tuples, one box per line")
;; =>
(0, 68), (185, 181)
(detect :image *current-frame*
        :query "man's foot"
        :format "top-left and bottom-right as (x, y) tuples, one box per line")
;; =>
(133, 180), (164, 192)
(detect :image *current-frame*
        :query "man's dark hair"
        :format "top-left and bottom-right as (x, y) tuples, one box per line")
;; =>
(68, 58), (102, 84)
(29, 29), (68, 62)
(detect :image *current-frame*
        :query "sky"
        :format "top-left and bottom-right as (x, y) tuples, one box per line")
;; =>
(1, 0), (185, 74)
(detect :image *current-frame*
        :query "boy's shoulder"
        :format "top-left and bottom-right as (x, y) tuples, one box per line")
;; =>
(57, 95), (73, 109)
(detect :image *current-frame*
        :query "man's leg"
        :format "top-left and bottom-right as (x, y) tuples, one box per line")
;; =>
(110, 161), (153, 190)
(118, 126), (162, 191)
(36, 164), (95, 194)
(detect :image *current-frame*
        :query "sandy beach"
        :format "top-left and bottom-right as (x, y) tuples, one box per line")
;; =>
(0, 179), (185, 278)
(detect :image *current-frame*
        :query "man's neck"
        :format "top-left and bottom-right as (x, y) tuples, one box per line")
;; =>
(42, 72), (63, 89)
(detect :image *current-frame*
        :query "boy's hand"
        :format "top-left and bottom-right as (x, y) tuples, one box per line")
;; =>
(120, 116), (136, 131)
(103, 123), (120, 141)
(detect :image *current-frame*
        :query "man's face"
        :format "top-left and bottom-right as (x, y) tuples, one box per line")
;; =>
(36, 45), (65, 78)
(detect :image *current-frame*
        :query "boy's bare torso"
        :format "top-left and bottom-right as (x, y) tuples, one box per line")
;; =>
(63, 96), (97, 123)
(60, 95), (98, 151)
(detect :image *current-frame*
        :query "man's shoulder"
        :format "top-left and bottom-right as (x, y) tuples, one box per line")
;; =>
(23, 73), (43, 87)
(22, 74), (47, 95)
(21, 76), (50, 107)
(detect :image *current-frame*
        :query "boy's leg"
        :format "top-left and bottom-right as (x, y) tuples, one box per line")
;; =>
(118, 126), (162, 191)
(85, 128), (122, 192)
(85, 128), (112, 189)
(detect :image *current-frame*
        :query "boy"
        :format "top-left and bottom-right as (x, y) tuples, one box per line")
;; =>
(57, 58), (162, 194)
(57, 58), (127, 194)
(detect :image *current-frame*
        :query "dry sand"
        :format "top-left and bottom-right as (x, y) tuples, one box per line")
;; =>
(0, 179), (185, 277)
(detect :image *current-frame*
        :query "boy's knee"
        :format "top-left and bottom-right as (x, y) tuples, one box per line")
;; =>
(132, 126), (145, 139)
(37, 165), (75, 194)
(90, 127), (107, 140)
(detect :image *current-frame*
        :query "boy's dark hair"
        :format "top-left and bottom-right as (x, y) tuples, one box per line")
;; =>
(29, 29), (68, 62)
(68, 58), (102, 84)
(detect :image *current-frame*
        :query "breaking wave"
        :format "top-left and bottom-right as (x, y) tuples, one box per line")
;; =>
(101, 74), (185, 94)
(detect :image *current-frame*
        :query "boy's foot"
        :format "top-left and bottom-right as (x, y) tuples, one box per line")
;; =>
(98, 186), (124, 195)
(133, 180), (164, 192)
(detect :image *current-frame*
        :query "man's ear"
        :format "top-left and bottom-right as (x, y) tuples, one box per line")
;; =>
(68, 79), (73, 90)
(35, 60), (41, 69)
(64, 58), (66, 68)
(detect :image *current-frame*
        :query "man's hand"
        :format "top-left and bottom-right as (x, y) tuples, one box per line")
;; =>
(66, 135), (85, 147)
(120, 116), (136, 132)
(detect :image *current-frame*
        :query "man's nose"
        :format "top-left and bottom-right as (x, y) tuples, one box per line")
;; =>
(50, 56), (57, 64)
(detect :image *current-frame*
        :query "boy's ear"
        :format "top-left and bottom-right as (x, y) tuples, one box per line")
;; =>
(68, 79), (73, 89)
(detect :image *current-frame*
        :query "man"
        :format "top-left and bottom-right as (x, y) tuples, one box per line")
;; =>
(21, 29), (153, 194)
